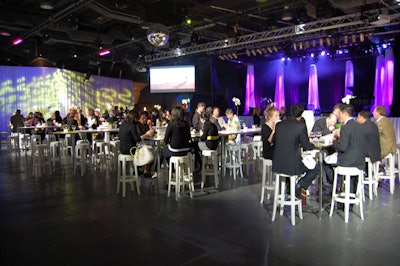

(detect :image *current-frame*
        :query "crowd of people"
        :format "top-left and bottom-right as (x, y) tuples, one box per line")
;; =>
(10, 101), (397, 200)
(260, 102), (397, 202)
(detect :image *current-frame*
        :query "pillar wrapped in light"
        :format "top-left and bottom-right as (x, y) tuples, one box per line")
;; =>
(147, 24), (169, 47)
(274, 65), (285, 110)
(308, 64), (320, 110)
(344, 60), (354, 96)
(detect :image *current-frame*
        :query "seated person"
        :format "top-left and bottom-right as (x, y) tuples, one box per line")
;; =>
(136, 111), (156, 177)
(312, 113), (337, 136)
(198, 112), (219, 151)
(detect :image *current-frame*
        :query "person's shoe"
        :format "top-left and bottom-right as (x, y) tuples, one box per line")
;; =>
(295, 185), (307, 199)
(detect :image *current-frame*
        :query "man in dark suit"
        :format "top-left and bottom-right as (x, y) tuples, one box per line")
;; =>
(357, 110), (380, 163)
(312, 113), (337, 136)
(325, 104), (365, 194)
(272, 104), (319, 199)
(192, 102), (205, 132)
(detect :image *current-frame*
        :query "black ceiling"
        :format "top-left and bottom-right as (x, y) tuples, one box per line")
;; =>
(0, 0), (399, 80)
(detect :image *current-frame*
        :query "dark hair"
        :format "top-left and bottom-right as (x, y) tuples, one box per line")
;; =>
(205, 106), (213, 114)
(289, 104), (304, 118)
(139, 111), (149, 117)
(358, 110), (370, 120)
(122, 110), (138, 125)
(16, 109), (21, 114)
(197, 102), (206, 108)
(339, 104), (354, 117)
(171, 106), (186, 127)
(201, 111), (211, 121)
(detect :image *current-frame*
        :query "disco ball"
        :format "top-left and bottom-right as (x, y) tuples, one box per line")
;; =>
(147, 24), (169, 47)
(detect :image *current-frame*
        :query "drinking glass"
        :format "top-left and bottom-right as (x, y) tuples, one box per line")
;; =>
(309, 131), (315, 142)
(72, 125), (76, 131)
(315, 131), (322, 144)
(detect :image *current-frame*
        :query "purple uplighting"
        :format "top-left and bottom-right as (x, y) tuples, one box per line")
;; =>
(344, 60), (354, 96)
(245, 64), (255, 114)
(274, 65), (285, 110)
(373, 47), (394, 114)
(308, 64), (320, 110)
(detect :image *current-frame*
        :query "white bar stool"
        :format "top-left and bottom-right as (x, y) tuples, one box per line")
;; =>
(117, 154), (141, 197)
(378, 153), (396, 194)
(271, 173), (303, 226)
(260, 158), (274, 204)
(395, 147), (400, 182)
(74, 141), (90, 176)
(109, 140), (120, 170)
(240, 143), (254, 176)
(251, 139), (263, 176)
(329, 166), (364, 223)
(32, 144), (51, 177)
(6, 135), (20, 157)
(361, 157), (380, 200)
(201, 149), (219, 189)
(168, 153), (194, 201)
(224, 144), (243, 180)
(0, 132), (8, 150)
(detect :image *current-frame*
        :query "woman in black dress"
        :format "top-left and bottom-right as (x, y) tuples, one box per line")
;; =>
(261, 106), (280, 160)
(119, 110), (141, 155)
(198, 112), (219, 151)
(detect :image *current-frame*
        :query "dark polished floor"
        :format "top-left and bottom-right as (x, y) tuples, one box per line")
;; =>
(1, 145), (400, 266)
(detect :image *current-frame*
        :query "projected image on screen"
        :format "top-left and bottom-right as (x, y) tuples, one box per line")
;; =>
(150, 65), (195, 93)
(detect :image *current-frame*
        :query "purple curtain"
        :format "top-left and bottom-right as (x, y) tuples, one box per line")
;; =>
(307, 64), (320, 110)
(245, 64), (255, 114)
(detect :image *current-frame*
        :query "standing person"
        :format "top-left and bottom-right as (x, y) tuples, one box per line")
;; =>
(198, 112), (219, 151)
(357, 110), (381, 163)
(325, 104), (365, 194)
(373, 105), (397, 159)
(272, 104), (319, 199)
(192, 102), (206, 132)
(252, 107), (261, 127)
(261, 106), (279, 160)
(312, 113), (337, 136)
(10, 109), (24, 133)
(119, 110), (141, 155)
(162, 106), (192, 163)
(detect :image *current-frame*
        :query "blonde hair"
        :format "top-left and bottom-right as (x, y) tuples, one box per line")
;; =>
(264, 106), (278, 122)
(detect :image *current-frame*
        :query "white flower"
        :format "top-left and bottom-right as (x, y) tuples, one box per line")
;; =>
(182, 99), (187, 104)
(232, 97), (241, 106)
(154, 104), (161, 110)
(341, 94), (356, 104)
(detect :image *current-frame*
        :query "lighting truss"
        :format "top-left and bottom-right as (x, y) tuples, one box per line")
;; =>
(145, 5), (400, 63)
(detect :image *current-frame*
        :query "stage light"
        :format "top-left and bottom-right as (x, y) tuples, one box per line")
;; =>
(311, 53), (315, 58)
(320, 51), (326, 56)
(40, 1), (54, 10)
(281, 57), (285, 61)
(0, 28), (11, 36)
(184, 15), (192, 25)
(267, 47), (273, 53)
(98, 49), (111, 56)
(12, 38), (23, 46)
(382, 43), (387, 49)
(282, 6), (292, 21)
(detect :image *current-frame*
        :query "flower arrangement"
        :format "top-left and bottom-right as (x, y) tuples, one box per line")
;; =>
(36, 106), (52, 117)
(232, 97), (241, 115)
(154, 104), (162, 110)
(181, 98), (190, 111)
(341, 94), (356, 104)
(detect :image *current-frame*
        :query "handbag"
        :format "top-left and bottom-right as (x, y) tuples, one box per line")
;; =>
(130, 142), (154, 166)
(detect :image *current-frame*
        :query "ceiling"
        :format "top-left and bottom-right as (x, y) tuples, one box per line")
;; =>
(1, 0), (400, 80)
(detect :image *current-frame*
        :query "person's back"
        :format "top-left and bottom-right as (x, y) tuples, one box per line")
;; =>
(373, 106), (397, 158)
(10, 110), (24, 133)
(357, 110), (380, 163)
(119, 111), (141, 155)
(273, 117), (314, 175)
(272, 104), (319, 199)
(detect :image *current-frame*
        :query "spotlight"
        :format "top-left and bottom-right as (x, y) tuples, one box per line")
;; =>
(282, 6), (292, 21)
(320, 51), (326, 56)
(0, 28), (11, 36)
(40, 1), (54, 10)
(98, 49), (111, 56)
(184, 15), (192, 25)
(12, 38), (23, 46)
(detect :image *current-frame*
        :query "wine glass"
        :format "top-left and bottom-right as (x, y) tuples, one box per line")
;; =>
(309, 131), (315, 142)
(315, 131), (322, 144)
(72, 125), (76, 131)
